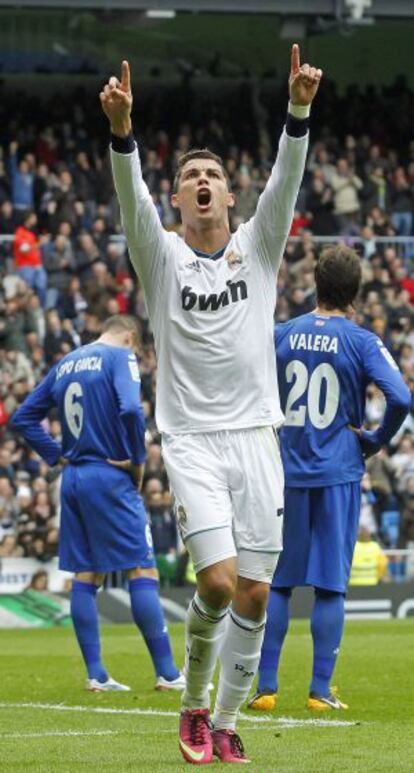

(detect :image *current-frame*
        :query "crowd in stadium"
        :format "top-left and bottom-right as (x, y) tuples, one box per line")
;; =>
(0, 76), (413, 576)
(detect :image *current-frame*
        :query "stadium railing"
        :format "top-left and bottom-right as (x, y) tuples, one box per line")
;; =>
(287, 235), (414, 265)
(384, 548), (414, 582)
(2, 233), (414, 257)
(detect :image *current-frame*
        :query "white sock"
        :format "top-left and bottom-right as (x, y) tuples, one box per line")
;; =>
(182, 592), (229, 710)
(212, 609), (266, 731)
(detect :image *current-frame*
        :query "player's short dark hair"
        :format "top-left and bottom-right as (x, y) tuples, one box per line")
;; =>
(173, 148), (228, 192)
(101, 314), (142, 352)
(315, 245), (361, 311)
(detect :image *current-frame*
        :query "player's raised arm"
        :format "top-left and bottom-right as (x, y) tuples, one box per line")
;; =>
(100, 62), (166, 304)
(248, 44), (322, 271)
(10, 368), (63, 467)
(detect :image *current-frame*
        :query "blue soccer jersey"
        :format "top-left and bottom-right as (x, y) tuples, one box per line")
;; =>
(11, 343), (146, 467)
(275, 313), (411, 488)
(12, 342), (151, 573)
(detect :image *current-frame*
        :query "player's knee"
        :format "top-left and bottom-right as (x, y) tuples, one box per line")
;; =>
(75, 571), (105, 587)
(241, 579), (269, 608)
(197, 563), (237, 608)
(127, 566), (159, 581)
(93, 573), (105, 587)
(233, 577), (270, 621)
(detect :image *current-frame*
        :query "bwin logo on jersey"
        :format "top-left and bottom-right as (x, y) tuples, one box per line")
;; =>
(181, 280), (248, 312)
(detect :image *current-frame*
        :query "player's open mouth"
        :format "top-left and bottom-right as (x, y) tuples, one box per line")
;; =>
(196, 188), (212, 210)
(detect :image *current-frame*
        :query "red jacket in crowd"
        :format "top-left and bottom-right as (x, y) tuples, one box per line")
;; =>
(13, 226), (41, 268)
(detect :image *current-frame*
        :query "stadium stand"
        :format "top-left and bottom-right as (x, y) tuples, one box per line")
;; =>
(0, 77), (413, 580)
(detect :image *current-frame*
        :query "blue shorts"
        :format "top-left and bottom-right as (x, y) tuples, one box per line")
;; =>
(59, 463), (155, 573)
(272, 482), (361, 594)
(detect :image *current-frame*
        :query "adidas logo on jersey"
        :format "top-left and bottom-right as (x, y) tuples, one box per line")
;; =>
(181, 281), (248, 312)
(185, 259), (202, 272)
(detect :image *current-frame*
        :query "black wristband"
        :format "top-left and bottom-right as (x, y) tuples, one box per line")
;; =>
(111, 132), (135, 154)
(286, 113), (309, 138)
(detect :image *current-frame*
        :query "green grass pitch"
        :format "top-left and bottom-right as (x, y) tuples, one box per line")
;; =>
(0, 619), (413, 771)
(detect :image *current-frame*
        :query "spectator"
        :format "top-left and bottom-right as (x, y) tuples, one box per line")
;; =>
(305, 173), (337, 235)
(27, 569), (49, 591)
(359, 472), (378, 535)
(361, 166), (390, 217)
(388, 435), (414, 493)
(0, 294), (37, 356)
(389, 167), (413, 236)
(49, 170), (82, 232)
(13, 211), (47, 307)
(232, 171), (259, 223)
(349, 527), (388, 585)
(0, 200), (18, 235)
(43, 309), (75, 364)
(42, 233), (75, 309)
(399, 476), (414, 548)
(146, 488), (177, 558)
(330, 158), (363, 233)
(0, 533), (23, 557)
(74, 232), (101, 281)
(58, 276), (88, 322)
(9, 142), (34, 212)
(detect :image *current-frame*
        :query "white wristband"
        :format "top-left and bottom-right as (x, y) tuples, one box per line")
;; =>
(288, 101), (311, 119)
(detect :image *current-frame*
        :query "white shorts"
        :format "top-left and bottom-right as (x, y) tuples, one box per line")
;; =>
(161, 426), (284, 583)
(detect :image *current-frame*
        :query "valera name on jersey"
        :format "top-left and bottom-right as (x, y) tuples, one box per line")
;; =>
(289, 333), (338, 354)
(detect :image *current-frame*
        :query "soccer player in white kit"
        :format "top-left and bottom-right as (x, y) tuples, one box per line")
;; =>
(100, 45), (322, 765)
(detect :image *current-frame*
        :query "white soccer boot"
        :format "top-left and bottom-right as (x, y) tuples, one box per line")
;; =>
(155, 672), (214, 692)
(155, 672), (186, 691)
(87, 676), (131, 692)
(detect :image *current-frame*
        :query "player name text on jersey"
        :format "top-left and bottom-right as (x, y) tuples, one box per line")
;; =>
(289, 333), (338, 353)
(56, 356), (103, 380)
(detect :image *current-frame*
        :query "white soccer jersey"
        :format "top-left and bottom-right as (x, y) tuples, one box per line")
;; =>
(111, 129), (308, 434)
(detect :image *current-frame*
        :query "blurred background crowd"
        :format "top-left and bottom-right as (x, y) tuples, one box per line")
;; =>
(0, 77), (413, 582)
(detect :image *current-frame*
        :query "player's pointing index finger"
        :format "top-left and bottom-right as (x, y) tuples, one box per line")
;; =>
(290, 43), (300, 76)
(121, 60), (131, 93)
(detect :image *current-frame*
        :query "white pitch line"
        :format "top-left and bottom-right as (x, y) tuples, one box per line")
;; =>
(0, 702), (359, 727)
(277, 717), (359, 728)
(0, 702), (177, 718)
(0, 730), (119, 739)
(0, 702), (268, 723)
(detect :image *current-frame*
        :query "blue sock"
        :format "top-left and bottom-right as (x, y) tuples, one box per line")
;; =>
(70, 580), (108, 682)
(129, 577), (180, 681)
(257, 588), (291, 693)
(310, 589), (345, 697)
